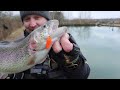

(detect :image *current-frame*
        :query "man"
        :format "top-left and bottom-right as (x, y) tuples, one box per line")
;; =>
(6, 11), (90, 79)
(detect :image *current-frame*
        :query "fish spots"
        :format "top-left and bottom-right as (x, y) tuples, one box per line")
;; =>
(40, 33), (44, 39)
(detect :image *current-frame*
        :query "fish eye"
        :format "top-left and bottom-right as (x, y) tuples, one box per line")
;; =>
(43, 24), (47, 28)
(45, 23), (49, 28)
(43, 25), (45, 28)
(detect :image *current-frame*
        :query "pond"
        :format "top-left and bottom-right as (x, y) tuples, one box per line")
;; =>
(67, 26), (120, 79)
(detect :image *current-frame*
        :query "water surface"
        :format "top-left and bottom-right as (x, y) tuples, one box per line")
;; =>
(67, 26), (120, 79)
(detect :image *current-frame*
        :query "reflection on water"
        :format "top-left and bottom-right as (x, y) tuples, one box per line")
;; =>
(68, 26), (91, 40)
(67, 26), (120, 79)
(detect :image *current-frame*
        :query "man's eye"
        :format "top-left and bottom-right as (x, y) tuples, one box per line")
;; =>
(34, 17), (40, 20)
(24, 18), (30, 22)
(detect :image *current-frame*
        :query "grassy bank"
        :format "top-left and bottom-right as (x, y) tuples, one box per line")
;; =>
(3, 27), (24, 41)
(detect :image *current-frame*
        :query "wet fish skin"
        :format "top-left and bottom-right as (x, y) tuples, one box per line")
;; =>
(0, 20), (67, 74)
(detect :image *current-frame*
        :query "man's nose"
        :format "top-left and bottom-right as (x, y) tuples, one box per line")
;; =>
(29, 19), (36, 28)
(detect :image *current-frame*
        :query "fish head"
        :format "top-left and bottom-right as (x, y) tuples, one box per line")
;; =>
(28, 20), (59, 54)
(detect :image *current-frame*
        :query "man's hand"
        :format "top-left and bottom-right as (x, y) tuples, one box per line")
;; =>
(49, 33), (81, 68)
(52, 33), (73, 53)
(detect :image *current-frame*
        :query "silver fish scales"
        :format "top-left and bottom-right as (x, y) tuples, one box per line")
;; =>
(0, 20), (67, 74)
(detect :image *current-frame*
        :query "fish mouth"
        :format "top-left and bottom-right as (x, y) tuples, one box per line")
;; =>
(32, 49), (37, 51)
(28, 48), (38, 55)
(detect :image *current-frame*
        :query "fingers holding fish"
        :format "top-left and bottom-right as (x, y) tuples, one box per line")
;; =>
(52, 33), (73, 53)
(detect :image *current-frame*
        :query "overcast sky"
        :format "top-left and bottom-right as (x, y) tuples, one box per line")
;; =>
(13, 11), (120, 19)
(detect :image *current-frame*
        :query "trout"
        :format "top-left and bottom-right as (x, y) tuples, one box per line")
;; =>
(0, 20), (67, 74)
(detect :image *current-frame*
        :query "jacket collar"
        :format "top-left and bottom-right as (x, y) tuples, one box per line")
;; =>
(24, 30), (30, 37)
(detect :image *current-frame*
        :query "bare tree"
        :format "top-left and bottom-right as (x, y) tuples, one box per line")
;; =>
(0, 11), (13, 18)
(79, 11), (91, 19)
(63, 11), (72, 20)
(50, 11), (64, 25)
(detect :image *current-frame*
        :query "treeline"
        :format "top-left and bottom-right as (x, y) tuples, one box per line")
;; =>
(60, 19), (96, 26)
(50, 11), (92, 26)
(50, 11), (120, 26)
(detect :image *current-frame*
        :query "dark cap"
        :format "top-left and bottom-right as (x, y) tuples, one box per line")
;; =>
(20, 11), (51, 21)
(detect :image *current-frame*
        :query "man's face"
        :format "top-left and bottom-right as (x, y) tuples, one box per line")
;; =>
(23, 15), (48, 33)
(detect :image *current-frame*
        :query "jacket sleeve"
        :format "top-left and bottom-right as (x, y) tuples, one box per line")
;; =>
(49, 33), (90, 79)
(62, 53), (90, 79)
(63, 33), (90, 79)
